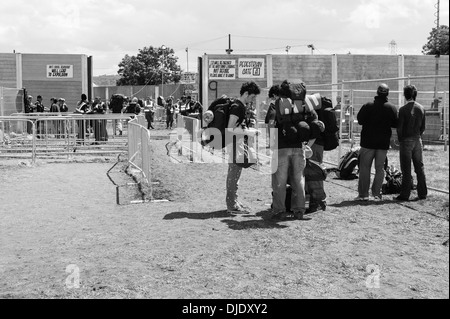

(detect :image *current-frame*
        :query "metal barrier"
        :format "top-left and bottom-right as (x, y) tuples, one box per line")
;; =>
(0, 87), (24, 116)
(0, 113), (140, 163)
(0, 117), (36, 162)
(127, 117), (152, 190)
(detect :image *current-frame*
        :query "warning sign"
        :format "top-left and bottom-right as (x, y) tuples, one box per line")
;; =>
(47, 65), (73, 78)
(209, 59), (236, 80)
(238, 58), (264, 79)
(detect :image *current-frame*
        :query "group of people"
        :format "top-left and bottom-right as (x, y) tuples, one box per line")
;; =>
(356, 83), (427, 202)
(24, 95), (69, 135)
(224, 81), (428, 221)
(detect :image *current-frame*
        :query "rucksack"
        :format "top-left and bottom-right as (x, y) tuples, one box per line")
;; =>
(316, 96), (339, 151)
(289, 82), (307, 101)
(274, 97), (307, 143)
(382, 161), (415, 194)
(201, 95), (235, 149)
(110, 94), (125, 113)
(336, 147), (360, 180)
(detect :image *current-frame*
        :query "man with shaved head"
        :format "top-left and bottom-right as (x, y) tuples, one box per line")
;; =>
(355, 83), (398, 201)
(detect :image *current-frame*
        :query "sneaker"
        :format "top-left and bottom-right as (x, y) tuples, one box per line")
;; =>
(293, 211), (305, 220)
(354, 196), (369, 201)
(271, 211), (288, 221)
(227, 205), (250, 214)
(319, 201), (327, 211)
(372, 195), (382, 201)
(305, 206), (319, 215)
(236, 201), (250, 210)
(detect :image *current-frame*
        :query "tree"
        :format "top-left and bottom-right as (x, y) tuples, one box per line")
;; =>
(422, 25), (449, 56)
(116, 46), (182, 86)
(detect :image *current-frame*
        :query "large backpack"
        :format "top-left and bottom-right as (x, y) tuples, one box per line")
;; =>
(382, 159), (415, 194)
(274, 97), (308, 143)
(110, 94), (125, 113)
(316, 96), (340, 151)
(335, 147), (360, 180)
(290, 82), (307, 101)
(201, 95), (235, 149)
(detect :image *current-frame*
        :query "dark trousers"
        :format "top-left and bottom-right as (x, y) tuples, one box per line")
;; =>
(399, 137), (427, 199)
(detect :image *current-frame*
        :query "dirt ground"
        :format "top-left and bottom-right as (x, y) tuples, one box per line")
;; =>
(0, 128), (448, 299)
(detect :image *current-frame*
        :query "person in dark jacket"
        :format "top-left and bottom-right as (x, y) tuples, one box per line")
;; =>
(264, 85), (280, 149)
(395, 85), (427, 201)
(355, 83), (398, 201)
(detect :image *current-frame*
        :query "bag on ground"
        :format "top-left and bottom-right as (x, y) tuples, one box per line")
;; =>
(382, 164), (415, 194)
(335, 147), (360, 180)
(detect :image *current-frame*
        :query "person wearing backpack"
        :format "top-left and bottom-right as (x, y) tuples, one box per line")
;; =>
(225, 82), (261, 214)
(303, 95), (339, 214)
(271, 80), (313, 221)
(264, 85), (280, 148)
(355, 83), (398, 201)
(395, 85), (427, 201)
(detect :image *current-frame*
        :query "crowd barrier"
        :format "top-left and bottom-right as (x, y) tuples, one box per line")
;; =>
(128, 116), (152, 191)
(0, 113), (140, 163)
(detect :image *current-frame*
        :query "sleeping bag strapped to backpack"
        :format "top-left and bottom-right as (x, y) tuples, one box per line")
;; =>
(201, 95), (235, 149)
(335, 147), (360, 180)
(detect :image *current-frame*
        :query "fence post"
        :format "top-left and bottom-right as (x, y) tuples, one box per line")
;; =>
(444, 91), (448, 152)
(338, 81), (345, 162)
(32, 120), (36, 164)
(349, 89), (355, 147)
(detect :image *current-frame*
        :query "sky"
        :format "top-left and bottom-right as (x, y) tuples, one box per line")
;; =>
(1, 0), (448, 76)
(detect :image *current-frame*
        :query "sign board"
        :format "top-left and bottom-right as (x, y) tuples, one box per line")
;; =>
(47, 65), (73, 78)
(180, 72), (197, 84)
(209, 59), (236, 80)
(238, 58), (264, 78)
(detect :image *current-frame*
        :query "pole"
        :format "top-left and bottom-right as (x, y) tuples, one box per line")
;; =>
(444, 91), (448, 152)
(433, 0), (440, 109)
(186, 47), (189, 72)
(226, 34), (233, 54)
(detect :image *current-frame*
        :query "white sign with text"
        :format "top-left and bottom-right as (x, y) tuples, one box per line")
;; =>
(209, 60), (236, 80)
(47, 65), (73, 78)
(238, 58), (264, 79)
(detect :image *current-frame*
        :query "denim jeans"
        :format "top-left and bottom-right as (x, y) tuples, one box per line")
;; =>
(358, 147), (388, 198)
(399, 138), (427, 199)
(272, 148), (306, 213)
(226, 163), (243, 210)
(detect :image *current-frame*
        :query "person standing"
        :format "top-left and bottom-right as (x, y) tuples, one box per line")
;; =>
(355, 83), (398, 201)
(25, 95), (34, 134)
(91, 97), (108, 143)
(34, 95), (45, 136)
(395, 85), (427, 201)
(270, 80), (310, 220)
(58, 98), (68, 138)
(75, 93), (90, 143)
(226, 81), (261, 214)
(144, 96), (155, 130)
(165, 97), (175, 129)
(264, 85), (280, 149)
